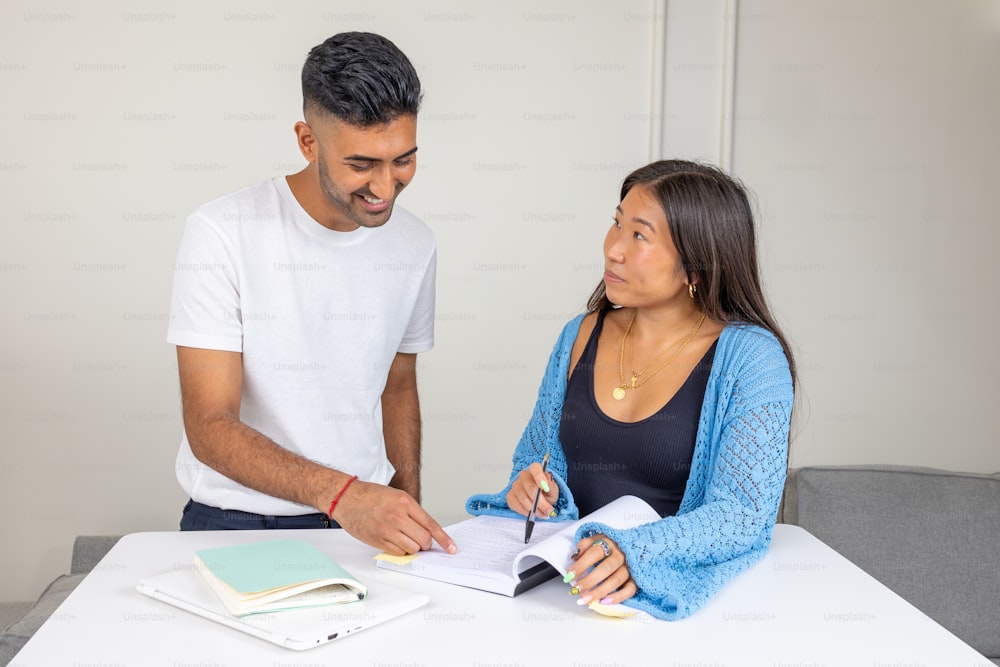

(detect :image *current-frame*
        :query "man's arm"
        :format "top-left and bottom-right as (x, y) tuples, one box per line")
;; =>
(177, 346), (343, 511)
(382, 352), (421, 500)
(177, 346), (455, 555)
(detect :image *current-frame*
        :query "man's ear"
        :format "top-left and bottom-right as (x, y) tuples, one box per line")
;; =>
(294, 121), (317, 163)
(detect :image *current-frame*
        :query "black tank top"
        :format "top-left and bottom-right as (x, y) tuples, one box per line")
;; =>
(559, 309), (717, 517)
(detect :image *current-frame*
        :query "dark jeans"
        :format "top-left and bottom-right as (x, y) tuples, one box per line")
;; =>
(179, 499), (341, 530)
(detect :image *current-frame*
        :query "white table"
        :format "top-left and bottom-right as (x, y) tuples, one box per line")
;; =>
(11, 525), (991, 666)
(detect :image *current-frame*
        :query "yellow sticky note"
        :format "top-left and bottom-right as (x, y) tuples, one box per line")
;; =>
(374, 552), (419, 565)
(588, 602), (637, 619)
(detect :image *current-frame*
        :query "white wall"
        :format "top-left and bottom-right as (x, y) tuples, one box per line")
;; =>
(729, 0), (1000, 470)
(2, 0), (998, 603)
(0, 0), (658, 601)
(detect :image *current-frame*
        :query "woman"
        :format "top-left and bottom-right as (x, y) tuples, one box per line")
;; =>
(466, 160), (796, 620)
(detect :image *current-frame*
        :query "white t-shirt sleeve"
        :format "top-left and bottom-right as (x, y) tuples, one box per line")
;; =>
(167, 213), (243, 352)
(397, 246), (436, 354)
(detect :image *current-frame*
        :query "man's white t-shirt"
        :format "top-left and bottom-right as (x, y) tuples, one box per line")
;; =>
(168, 176), (435, 515)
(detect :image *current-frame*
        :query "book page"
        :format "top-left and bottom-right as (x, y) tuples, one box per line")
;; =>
(399, 495), (660, 582)
(513, 494), (661, 575)
(429, 516), (568, 580)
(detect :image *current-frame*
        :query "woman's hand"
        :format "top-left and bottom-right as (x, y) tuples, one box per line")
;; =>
(564, 534), (637, 606)
(505, 462), (559, 518)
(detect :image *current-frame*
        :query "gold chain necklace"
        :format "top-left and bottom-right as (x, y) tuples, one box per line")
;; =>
(613, 309), (707, 401)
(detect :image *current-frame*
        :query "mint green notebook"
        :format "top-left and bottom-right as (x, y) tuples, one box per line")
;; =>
(194, 539), (366, 616)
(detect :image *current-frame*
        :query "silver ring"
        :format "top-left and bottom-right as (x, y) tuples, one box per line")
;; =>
(593, 539), (611, 558)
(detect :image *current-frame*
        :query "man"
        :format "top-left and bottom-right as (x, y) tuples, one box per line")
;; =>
(167, 32), (455, 556)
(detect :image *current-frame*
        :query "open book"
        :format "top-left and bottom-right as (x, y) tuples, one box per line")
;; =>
(376, 495), (661, 596)
(194, 539), (366, 616)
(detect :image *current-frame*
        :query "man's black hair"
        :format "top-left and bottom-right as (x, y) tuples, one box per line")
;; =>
(302, 32), (421, 126)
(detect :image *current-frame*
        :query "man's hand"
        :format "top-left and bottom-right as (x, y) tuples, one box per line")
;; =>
(331, 479), (457, 556)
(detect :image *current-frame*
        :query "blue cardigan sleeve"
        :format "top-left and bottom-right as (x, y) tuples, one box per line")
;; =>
(574, 326), (794, 620)
(465, 315), (585, 521)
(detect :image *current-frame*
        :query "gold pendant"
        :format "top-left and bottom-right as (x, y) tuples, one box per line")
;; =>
(612, 386), (626, 401)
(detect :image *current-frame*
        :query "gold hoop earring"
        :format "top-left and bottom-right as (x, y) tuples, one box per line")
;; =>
(688, 283), (697, 300)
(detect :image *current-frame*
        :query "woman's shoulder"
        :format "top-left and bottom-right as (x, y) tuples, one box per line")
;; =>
(574, 310), (599, 340)
(553, 312), (589, 349)
(716, 323), (791, 374)
(559, 308), (620, 354)
(719, 322), (784, 353)
(564, 310), (602, 372)
(717, 323), (793, 393)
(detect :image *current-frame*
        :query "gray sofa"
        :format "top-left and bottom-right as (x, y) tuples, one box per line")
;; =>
(3, 465), (997, 664)
(780, 464), (1000, 664)
(0, 535), (121, 665)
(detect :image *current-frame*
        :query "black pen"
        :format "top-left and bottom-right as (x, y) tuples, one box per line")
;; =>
(524, 452), (550, 544)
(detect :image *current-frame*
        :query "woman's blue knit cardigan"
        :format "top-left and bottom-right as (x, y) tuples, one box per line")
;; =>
(466, 314), (794, 620)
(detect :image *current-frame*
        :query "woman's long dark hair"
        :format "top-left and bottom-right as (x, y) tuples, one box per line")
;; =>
(588, 159), (796, 386)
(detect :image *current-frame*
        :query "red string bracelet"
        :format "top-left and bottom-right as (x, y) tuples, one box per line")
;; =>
(328, 475), (358, 518)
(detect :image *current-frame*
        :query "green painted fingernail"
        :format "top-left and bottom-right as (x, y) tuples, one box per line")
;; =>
(540, 480), (550, 493)
(569, 586), (580, 595)
(562, 570), (575, 583)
